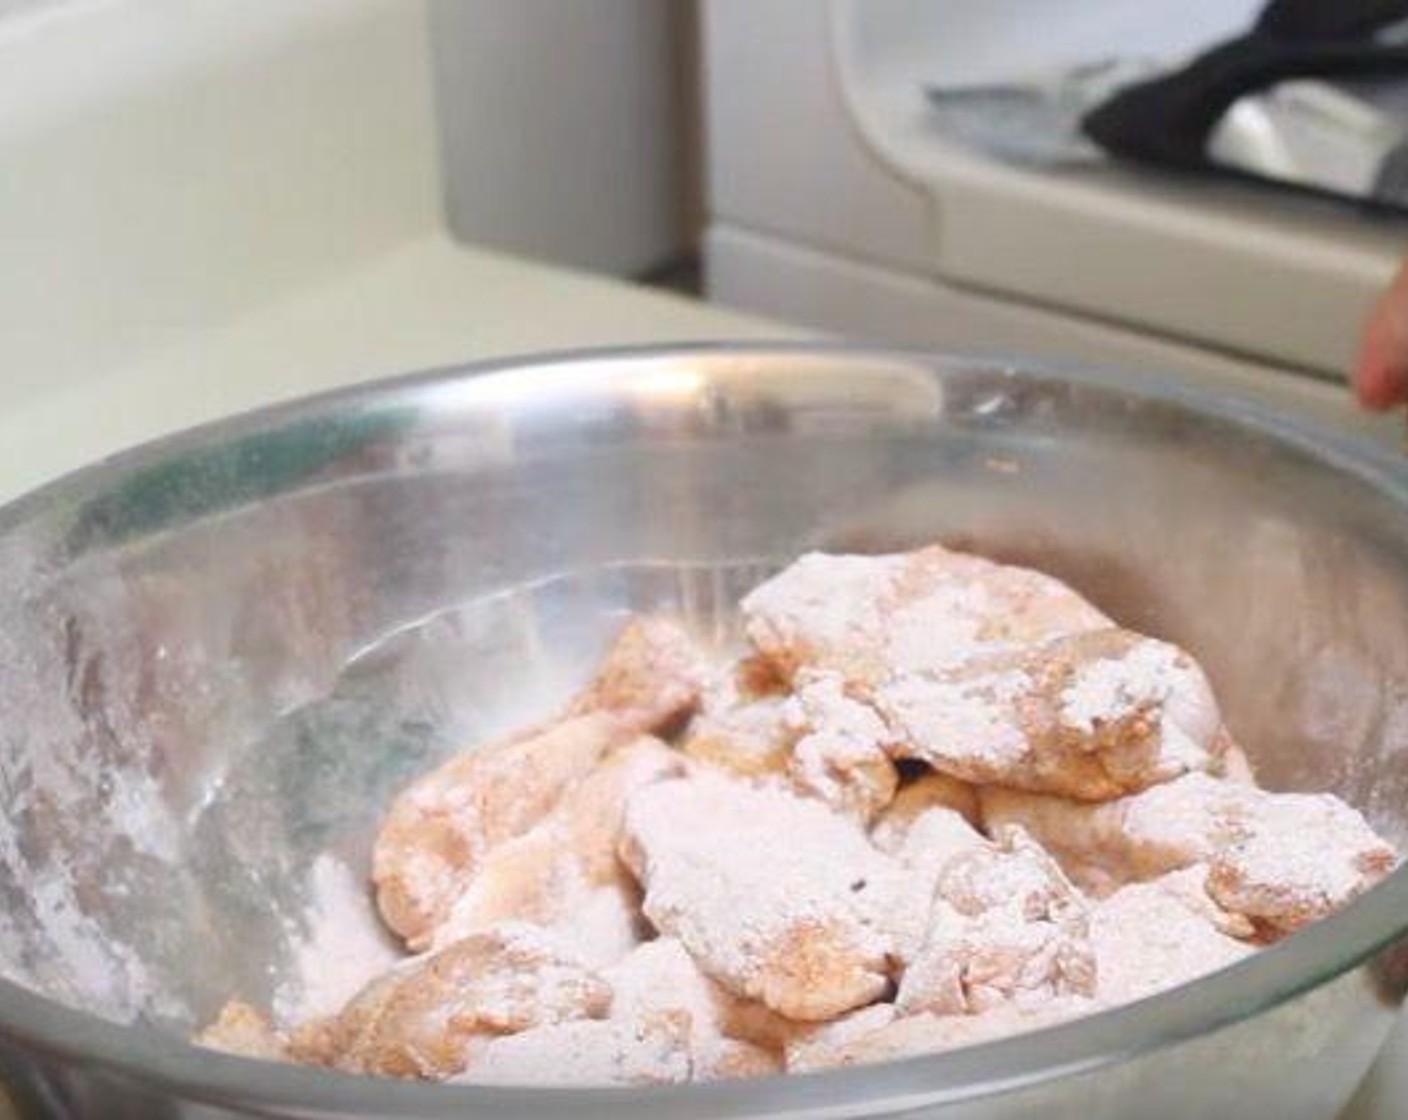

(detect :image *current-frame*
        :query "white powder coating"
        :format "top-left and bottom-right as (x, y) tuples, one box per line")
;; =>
(681, 664), (793, 779)
(983, 775), (1399, 933)
(740, 552), (904, 680)
(425, 736), (679, 964)
(877, 669), (1035, 773)
(870, 782), (989, 960)
(293, 921), (612, 1078)
(430, 856), (643, 968)
(274, 854), (402, 1024)
(784, 671), (898, 822)
(604, 938), (723, 1027)
(601, 937), (781, 1079)
(413, 922), (610, 1036)
(897, 827), (1095, 1016)
(1207, 791), (1398, 934)
(741, 545), (1111, 686)
(783, 1003), (898, 1072)
(883, 581), (1000, 677)
(1060, 639), (1181, 733)
(745, 550), (1219, 800)
(461, 1014), (693, 1086)
(1091, 873), (1253, 1003)
(620, 773), (902, 1021)
(1059, 638), (1221, 774)
(375, 616), (706, 951)
(981, 774), (1234, 890)
(791, 999), (1096, 1070)
(372, 712), (627, 948)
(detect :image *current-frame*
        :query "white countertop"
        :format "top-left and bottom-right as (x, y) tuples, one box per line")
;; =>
(0, 239), (798, 504)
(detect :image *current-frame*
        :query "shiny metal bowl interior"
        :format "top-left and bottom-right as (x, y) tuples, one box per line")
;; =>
(0, 343), (1406, 1119)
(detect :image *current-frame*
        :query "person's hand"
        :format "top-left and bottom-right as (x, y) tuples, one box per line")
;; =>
(1354, 253), (1408, 410)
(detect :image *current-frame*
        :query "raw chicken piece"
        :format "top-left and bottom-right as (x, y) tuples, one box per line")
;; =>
(372, 714), (629, 948)
(604, 937), (782, 1079)
(981, 774), (1235, 894)
(686, 661), (900, 821)
(783, 671), (899, 822)
(875, 770), (982, 833)
(1091, 872), (1253, 1003)
(1207, 793), (1398, 936)
(788, 999), (1093, 1071)
(741, 545), (1111, 686)
(428, 737), (681, 962)
(567, 616), (708, 735)
(870, 775), (989, 959)
(1136, 864), (1256, 940)
(458, 939), (786, 1086)
(196, 999), (286, 1061)
(896, 826), (1095, 1016)
(875, 628), (1223, 801)
(620, 773), (905, 1021)
(681, 660), (794, 779)
(782, 1004), (898, 1072)
(287, 923), (609, 1079)
(460, 1014), (694, 1086)
(375, 614), (705, 948)
(742, 548), (1223, 801)
(983, 775), (1397, 935)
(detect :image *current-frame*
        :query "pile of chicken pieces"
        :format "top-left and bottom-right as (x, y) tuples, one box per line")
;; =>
(199, 544), (1399, 1085)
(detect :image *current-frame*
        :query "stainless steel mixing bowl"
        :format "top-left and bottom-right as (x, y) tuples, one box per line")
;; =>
(0, 343), (1406, 1120)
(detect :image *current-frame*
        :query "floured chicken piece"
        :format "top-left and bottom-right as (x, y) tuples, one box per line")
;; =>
(428, 737), (681, 962)
(1207, 792), (1398, 936)
(874, 627), (1224, 801)
(870, 775), (989, 959)
(1135, 865), (1256, 940)
(741, 545), (1112, 686)
(566, 615), (708, 735)
(287, 923), (609, 1078)
(604, 937), (782, 1079)
(783, 671), (899, 822)
(788, 998), (1093, 1072)
(983, 775), (1397, 934)
(621, 773), (905, 1021)
(196, 999), (287, 1061)
(896, 826), (1095, 1016)
(460, 1014), (694, 1086)
(744, 549), (1224, 800)
(781, 1003), (898, 1072)
(981, 774), (1230, 894)
(375, 617), (705, 949)
(372, 714), (628, 948)
(1091, 872), (1253, 1003)
(681, 660), (794, 779)
(459, 938), (785, 1086)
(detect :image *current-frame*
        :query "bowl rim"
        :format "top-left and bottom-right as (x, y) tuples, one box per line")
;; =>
(1, 339), (1406, 1116)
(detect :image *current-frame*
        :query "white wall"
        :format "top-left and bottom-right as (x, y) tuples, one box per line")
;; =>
(428, 0), (694, 277)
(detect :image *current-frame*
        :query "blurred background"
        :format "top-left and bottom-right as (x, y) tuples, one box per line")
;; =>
(4, 0), (1408, 504)
(3, 0), (1408, 494)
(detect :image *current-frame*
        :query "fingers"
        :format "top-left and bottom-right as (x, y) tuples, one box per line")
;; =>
(1354, 255), (1408, 411)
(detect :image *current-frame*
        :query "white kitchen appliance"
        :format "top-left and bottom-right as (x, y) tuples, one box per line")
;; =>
(701, 0), (1408, 392)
